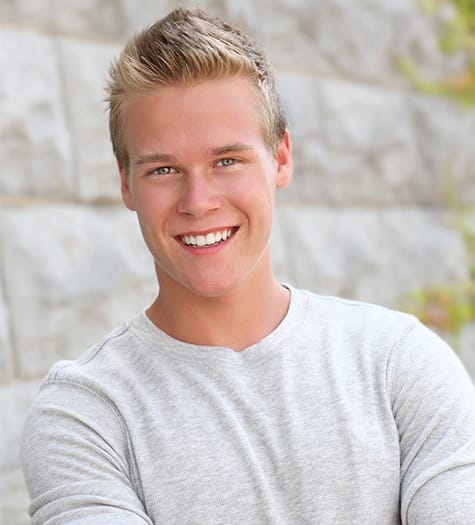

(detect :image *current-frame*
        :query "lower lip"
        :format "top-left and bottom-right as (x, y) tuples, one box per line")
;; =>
(178, 229), (238, 255)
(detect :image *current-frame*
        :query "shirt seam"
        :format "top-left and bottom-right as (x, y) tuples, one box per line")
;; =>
(50, 321), (133, 380)
(385, 317), (419, 405)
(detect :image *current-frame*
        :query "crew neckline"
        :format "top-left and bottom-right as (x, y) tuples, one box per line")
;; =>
(130, 285), (307, 366)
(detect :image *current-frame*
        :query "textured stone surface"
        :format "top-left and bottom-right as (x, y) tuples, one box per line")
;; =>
(278, 76), (475, 206)
(0, 381), (40, 525)
(410, 96), (475, 205)
(278, 76), (430, 205)
(119, 0), (184, 35)
(1, 206), (156, 379)
(0, 467), (30, 525)
(0, 0), (127, 40)
(263, 0), (419, 79)
(272, 207), (468, 307)
(0, 281), (14, 384)
(0, 382), (39, 470)
(57, 39), (121, 202)
(0, 30), (74, 198)
(190, 0), (464, 84)
(459, 324), (475, 381)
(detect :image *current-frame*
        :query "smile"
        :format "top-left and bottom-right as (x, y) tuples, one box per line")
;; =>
(180, 228), (236, 247)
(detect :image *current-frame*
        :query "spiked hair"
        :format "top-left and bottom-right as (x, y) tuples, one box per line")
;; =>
(106, 8), (287, 170)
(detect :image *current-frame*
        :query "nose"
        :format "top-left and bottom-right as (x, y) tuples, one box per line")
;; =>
(176, 172), (221, 217)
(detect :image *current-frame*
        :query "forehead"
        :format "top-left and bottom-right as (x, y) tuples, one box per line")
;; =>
(122, 78), (267, 159)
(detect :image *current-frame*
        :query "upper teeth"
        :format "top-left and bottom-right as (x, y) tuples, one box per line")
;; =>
(182, 229), (233, 247)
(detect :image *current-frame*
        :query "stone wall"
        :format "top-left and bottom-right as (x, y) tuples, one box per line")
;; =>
(1, 1), (474, 522)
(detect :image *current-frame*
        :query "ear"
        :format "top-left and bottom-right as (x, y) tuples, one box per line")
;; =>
(118, 162), (136, 211)
(275, 129), (293, 189)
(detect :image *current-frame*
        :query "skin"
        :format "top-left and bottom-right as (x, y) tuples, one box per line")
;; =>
(119, 77), (293, 351)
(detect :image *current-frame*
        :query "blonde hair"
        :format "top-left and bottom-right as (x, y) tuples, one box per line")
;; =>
(106, 8), (287, 169)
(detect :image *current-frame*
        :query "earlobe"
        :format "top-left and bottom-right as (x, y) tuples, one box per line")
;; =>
(276, 130), (293, 189)
(118, 162), (136, 211)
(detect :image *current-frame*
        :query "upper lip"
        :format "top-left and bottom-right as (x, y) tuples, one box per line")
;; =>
(175, 226), (238, 237)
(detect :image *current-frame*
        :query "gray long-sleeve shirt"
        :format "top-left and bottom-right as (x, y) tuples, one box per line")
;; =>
(21, 287), (475, 524)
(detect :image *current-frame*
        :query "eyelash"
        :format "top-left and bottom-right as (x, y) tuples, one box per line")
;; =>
(216, 158), (238, 167)
(148, 158), (239, 176)
(151, 166), (177, 176)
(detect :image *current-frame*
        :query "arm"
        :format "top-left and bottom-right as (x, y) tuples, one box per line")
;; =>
(21, 381), (153, 525)
(388, 320), (475, 524)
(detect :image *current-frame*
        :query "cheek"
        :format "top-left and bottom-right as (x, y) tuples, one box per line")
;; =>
(133, 193), (170, 237)
(239, 176), (276, 208)
(135, 185), (173, 212)
(233, 165), (275, 194)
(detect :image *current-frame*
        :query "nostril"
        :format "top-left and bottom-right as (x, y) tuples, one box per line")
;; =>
(177, 186), (221, 216)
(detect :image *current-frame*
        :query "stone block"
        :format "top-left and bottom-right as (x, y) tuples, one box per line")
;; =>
(0, 281), (14, 384)
(277, 76), (430, 206)
(199, 0), (459, 85)
(0, 0), (127, 40)
(0, 30), (74, 199)
(269, 0), (414, 80)
(1, 206), (156, 380)
(0, 381), (40, 525)
(57, 39), (122, 202)
(0, 382), (40, 471)
(276, 72), (323, 143)
(271, 207), (468, 307)
(410, 96), (475, 205)
(392, 0), (470, 83)
(0, 467), (30, 525)
(2, 0), (468, 83)
(458, 324), (475, 383)
(119, 0), (186, 35)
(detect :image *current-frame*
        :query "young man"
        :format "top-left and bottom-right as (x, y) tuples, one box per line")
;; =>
(22, 8), (475, 524)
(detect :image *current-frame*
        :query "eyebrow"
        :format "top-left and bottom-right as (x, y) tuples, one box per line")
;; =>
(209, 143), (254, 156)
(133, 143), (254, 167)
(134, 153), (177, 166)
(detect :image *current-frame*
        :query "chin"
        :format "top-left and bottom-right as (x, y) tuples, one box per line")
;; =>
(156, 263), (251, 301)
(183, 274), (243, 300)
(187, 283), (236, 300)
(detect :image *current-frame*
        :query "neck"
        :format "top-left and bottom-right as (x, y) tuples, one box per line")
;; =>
(146, 270), (290, 352)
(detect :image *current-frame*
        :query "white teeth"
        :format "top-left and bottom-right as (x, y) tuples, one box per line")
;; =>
(181, 229), (234, 247)
(206, 233), (215, 244)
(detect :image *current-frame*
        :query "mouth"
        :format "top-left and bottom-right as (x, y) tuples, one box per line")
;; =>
(178, 227), (238, 248)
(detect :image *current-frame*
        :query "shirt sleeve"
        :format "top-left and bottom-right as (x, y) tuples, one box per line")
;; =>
(388, 319), (475, 524)
(21, 380), (153, 525)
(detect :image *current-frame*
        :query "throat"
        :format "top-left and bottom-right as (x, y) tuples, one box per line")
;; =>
(147, 284), (290, 351)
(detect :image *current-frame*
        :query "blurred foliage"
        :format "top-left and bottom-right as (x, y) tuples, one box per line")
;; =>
(400, 0), (475, 105)
(401, 282), (475, 336)
(399, 2), (475, 342)
(400, 188), (475, 341)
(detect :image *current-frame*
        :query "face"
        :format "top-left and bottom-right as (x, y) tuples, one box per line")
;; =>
(119, 77), (292, 300)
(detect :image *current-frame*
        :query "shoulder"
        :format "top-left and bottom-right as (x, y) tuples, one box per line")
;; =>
(22, 316), (147, 458)
(294, 286), (418, 348)
(299, 286), (414, 324)
(290, 286), (472, 384)
(24, 314), (154, 422)
(45, 314), (146, 388)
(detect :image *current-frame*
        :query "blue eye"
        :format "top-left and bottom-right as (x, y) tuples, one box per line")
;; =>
(153, 166), (176, 175)
(217, 158), (237, 167)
